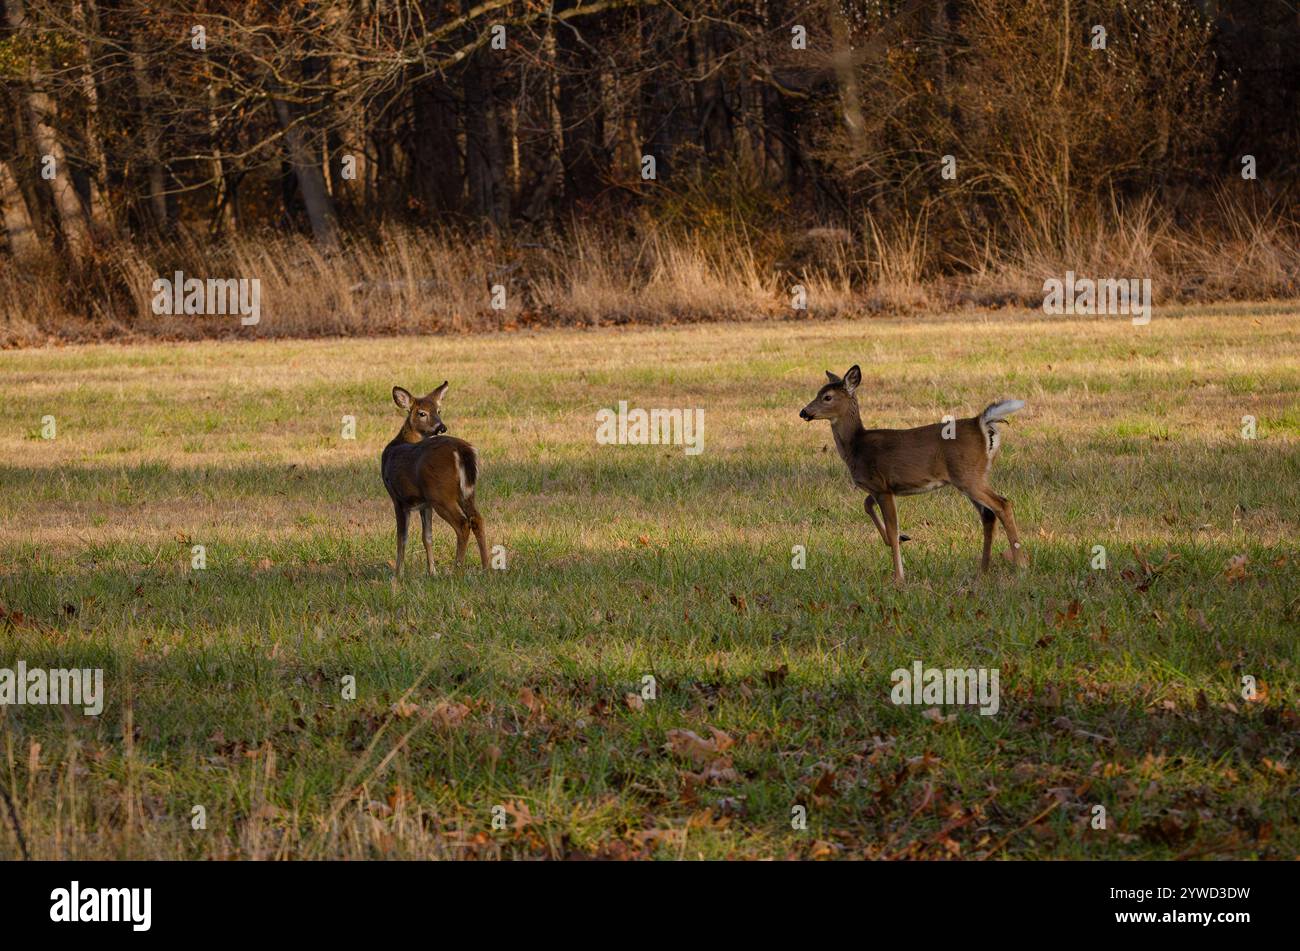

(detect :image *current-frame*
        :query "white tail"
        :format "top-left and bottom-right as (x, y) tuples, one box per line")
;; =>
(980, 399), (1025, 424)
(453, 449), (476, 499)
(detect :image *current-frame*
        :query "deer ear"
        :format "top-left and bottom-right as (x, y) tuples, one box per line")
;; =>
(843, 365), (861, 393)
(825, 370), (842, 384)
(428, 380), (449, 404)
(392, 386), (413, 410)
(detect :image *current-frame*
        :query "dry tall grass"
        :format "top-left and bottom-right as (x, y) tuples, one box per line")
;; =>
(0, 193), (1296, 347)
(955, 192), (1300, 308)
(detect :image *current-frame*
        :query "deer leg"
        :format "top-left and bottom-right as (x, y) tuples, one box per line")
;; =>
(864, 495), (889, 546)
(970, 489), (1025, 566)
(973, 500), (996, 572)
(462, 497), (489, 568)
(866, 494), (910, 545)
(433, 501), (471, 567)
(997, 494), (1026, 566)
(419, 507), (436, 575)
(393, 502), (409, 579)
(876, 492), (905, 583)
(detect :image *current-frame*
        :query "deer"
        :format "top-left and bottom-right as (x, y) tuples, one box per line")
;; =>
(799, 365), (1026, 583)
(381, 382), (488, 578)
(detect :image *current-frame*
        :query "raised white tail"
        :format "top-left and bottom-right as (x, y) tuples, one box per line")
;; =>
(980, 399), (1025, 424)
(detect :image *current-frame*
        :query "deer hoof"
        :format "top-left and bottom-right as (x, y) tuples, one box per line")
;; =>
(899, 533), (911, 543)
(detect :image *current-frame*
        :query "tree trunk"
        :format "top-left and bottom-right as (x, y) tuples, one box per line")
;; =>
(557, 17), (605, 203)
(130, 38), (169, 233)
(273, 96), (339, 246)
(5, 0), (90, 253)
(692, 21), (733, 160)
(75, 0), (115, 233)
(0, 160), (38, 255)
(412, 75), (464, 214)
(462, 46), (508, 228)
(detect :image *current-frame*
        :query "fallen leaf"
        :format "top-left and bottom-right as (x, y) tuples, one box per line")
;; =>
(763, 664), (789, 687)
(632, 827), (685, 849)
(665, 727), (734, 765)
(390, 700), (422, 719)
(682, 761), (739, 785)
(429, 701), (469, 728)
(518, 687), (544, 717)
(810, 839), (840, 859)
(503, 799), (537, 831)
(811, 770), (838, 801)
(1053, 599), (1081, 628)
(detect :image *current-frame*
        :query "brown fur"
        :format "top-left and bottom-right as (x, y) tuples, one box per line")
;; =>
(800, 366), (1025, 582)
(381, 383), (488, 577)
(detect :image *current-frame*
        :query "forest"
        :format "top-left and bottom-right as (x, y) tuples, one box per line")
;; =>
(0, 0), (1297, 343)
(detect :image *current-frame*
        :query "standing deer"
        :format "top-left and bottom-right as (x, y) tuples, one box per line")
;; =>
(382, 382), (488, 577)
(799, 365), (1026, 582)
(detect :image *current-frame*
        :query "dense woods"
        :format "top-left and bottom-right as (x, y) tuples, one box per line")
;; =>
(0, 0), (1297, 342)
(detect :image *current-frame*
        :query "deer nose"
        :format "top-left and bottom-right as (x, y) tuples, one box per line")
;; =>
(433, 422), (447, 435)
(799, 408), (812, 421)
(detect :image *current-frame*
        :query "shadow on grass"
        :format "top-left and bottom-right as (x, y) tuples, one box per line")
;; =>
(0, 640), (1294, 860)
(2, 435), (1298, 507)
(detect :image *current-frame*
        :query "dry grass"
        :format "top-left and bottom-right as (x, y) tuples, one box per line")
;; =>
(954, 191), (1300, 308)
(0, 194), (1297, 348)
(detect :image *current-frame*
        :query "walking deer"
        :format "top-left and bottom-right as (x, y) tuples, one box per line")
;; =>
(382, 382), (488, 577)
(799, 365), (1026, 582)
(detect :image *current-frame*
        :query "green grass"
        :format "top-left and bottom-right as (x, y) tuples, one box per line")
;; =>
(1, 304), (1298, 859)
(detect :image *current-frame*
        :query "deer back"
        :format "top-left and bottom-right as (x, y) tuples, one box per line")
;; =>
(382, 435), (475, 508)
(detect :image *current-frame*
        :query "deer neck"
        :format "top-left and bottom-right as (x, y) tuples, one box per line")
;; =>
(390, 421), (424, 447)
(830, 408), (867, 460)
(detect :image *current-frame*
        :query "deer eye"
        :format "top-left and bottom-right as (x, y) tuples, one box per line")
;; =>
(417, 411), (428, 417)
(822, 394), (832, 401)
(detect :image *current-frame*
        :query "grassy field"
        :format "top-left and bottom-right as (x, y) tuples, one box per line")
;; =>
(1, 303), (1298, 860)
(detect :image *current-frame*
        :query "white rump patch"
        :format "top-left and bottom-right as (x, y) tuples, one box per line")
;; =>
(978, 419), (1000, 458)
(454, 450), (474, 497)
